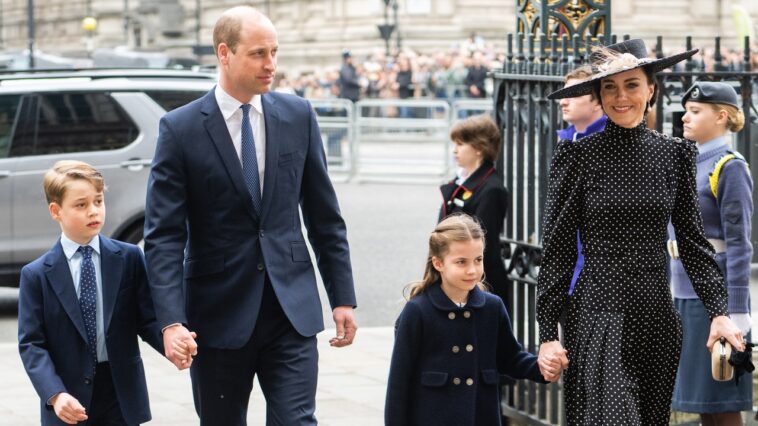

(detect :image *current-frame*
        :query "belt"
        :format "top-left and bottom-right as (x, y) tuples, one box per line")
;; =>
(667, 238), (726, 259)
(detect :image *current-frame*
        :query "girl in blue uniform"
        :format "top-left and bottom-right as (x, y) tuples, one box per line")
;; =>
(385, 214), (563, 426)
(670, 81), (753, 425)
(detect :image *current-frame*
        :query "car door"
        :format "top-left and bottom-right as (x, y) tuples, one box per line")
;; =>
(0, 94), (22, 267)
(10, 91), (143, 266)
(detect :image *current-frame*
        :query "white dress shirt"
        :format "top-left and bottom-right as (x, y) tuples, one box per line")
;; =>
(60, 233), (108, 362)
(214, 85), (266, 192)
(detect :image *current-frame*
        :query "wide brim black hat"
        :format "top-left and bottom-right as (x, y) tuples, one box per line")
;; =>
(547, 39), (698, 100)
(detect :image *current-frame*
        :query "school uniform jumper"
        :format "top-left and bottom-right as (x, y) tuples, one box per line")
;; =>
(537, 120), (728, 425)
(385, 284), (544, 426)
(670, 137), (753, 412)
(439, 162), (509, 300)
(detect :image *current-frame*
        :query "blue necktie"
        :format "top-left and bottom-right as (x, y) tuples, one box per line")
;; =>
(241, 104), (263, 213)
(78, 245), (98, 369)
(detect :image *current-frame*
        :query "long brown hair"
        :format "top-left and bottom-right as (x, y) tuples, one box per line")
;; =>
(406, 214), (488, 299)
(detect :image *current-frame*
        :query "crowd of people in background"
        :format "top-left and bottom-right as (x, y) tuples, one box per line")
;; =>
(273, 33), (505, 101)
(271, 38), (758, 103)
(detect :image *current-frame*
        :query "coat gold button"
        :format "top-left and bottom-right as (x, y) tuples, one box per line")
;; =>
(448, 312), (456, 320)
(463, 311), (471, 318)
(452, 345), (460, 353)
(466, 344), (473, 352)
(466, 378), (474, 386)
(453, 377), (461, 385)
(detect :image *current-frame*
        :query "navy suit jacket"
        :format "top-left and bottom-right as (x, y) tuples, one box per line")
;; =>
(144, 89), (356, 349)
(17, 236), (163, 426)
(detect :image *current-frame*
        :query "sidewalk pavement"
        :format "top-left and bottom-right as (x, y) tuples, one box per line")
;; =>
(0, 327), (395, 426)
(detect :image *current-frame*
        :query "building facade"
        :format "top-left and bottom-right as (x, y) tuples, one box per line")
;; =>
(1, 0), (756, 70)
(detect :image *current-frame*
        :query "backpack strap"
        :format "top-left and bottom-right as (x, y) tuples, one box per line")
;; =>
(709, 150), (748, 198)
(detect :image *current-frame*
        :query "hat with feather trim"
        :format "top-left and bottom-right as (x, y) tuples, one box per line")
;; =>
(547, 39), (698, 100)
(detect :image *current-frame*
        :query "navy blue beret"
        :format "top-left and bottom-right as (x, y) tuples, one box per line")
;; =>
(682, 82), (739, 108)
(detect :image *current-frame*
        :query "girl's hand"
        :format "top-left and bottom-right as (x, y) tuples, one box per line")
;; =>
(707, 315), (744, 352)
(538, 340), (569, 382)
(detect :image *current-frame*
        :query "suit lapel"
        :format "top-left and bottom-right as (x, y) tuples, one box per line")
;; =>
(45, 242), (88, 342)
(260, 93), (280, 221)
(99, 237), (122, 333)
(201, 90), (260, 223)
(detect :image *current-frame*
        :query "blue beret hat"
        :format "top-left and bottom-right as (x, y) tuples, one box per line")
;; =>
(682, 82), (739, 108)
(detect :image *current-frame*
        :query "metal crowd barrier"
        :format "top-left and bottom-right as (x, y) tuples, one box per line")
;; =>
(310, 98), (354, 181)
(312, 98), (493, 183)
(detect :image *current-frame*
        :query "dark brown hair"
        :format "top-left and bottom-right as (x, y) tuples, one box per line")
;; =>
(449, 114), (502, 163)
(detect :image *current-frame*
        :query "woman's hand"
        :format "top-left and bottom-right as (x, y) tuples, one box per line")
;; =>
(707, 315), (744, 352)
(538, 340), (569, 382)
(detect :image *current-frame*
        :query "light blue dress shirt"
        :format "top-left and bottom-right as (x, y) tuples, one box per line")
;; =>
(60, 233), (108, 362)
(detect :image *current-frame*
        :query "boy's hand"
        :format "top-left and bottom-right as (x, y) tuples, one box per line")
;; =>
(51, 392), (87, 424)
(163, 325), (198, 370)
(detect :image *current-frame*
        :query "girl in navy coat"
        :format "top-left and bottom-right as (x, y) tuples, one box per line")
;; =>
(670, 82), (753, 425)
(385, 214), (563, 426)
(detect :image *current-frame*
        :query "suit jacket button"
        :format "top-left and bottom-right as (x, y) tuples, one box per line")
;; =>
(466, 344), (474, 352)
(463, 311), (471, 318)
(84, 378), (92, 385)
(448, 312), (456, 320)
(466, 378), (474, 386)
(452, 345), (460, 353)
(259, 231), (265, 238)
(453, 377), (461, 385)
(257, 263), (265, 271)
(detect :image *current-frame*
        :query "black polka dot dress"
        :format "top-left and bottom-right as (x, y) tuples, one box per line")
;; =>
(536, 119), (728, 425)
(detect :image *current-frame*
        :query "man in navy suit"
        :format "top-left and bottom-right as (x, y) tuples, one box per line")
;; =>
(18, 160), (164, 425)
(144, 6), (358, 425)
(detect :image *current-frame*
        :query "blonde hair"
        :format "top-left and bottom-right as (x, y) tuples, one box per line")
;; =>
(43, 160), (105, 205)
(406, 214), (488, 299)
(449, 114), (502, 163)
(710, 103), (745, 133)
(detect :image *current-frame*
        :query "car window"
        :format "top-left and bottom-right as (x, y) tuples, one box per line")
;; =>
(0, 94), (21, 159)
(146, 90), (206, 112)
(10, 92), (138, 157)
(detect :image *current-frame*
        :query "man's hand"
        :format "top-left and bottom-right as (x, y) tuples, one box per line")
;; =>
(330, 306), (357, 347)
(708, 315), (745, 352)
(51, 392), (87, 424)
(163, 324), (198, 369)
(538, 340), (569, 382)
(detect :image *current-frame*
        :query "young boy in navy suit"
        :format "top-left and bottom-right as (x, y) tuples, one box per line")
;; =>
(18, 160), (166, 425)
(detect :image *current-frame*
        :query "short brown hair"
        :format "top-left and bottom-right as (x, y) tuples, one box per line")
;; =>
(213, 12), (244, 55)
(450, 114), (501, 163)
(565, 66), (597, 100)
(43, 160), (105, 205)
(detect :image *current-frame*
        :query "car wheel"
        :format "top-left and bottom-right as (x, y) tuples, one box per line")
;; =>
(119, 221), (145, 250)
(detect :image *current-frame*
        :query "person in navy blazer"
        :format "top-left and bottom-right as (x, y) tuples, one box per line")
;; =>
(143, 6), (358, 425)
(18, 160), (163, 426)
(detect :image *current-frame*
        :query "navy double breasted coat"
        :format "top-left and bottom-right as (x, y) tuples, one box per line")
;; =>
(385, 284), (544, 426)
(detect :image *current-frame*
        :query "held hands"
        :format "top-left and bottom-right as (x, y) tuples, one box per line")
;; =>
(538, 340), (569, 382)
(163, 324), (198, 370)
(330, 306), (358, 347)
(707, 315), (745, 352)
(51, 392), (87, 424)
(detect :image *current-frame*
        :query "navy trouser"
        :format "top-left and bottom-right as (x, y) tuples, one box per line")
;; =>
(87, 363), (129, 426)
(190, 277), (318, 426)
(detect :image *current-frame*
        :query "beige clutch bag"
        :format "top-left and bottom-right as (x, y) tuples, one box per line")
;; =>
(712, 337), (734, 381)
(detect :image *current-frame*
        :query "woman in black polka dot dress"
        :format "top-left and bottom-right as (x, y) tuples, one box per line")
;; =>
(537, 39), (745, 425)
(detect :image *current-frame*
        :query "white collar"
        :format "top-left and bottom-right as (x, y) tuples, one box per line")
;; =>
(215, 85), (263, 121)
(60, 233), (100, 261)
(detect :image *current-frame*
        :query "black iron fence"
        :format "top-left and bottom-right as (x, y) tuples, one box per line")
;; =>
(493, 33), (758, 425)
